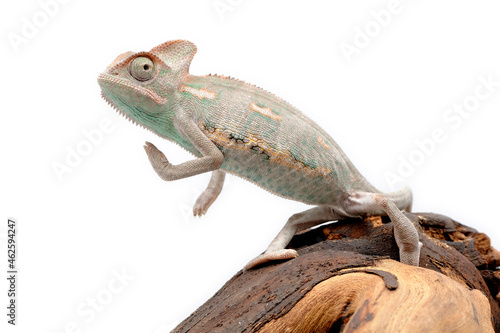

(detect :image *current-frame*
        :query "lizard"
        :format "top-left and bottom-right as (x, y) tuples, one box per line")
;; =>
(97, 40), (421, 271)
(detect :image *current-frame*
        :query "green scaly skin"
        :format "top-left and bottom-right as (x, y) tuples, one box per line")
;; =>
(98, 40), (421, 270)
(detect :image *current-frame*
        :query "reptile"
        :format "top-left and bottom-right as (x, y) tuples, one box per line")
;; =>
(97, 40), (421, 270)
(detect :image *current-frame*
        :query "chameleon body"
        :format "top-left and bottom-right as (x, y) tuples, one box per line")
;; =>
(98, 40), (421, 270)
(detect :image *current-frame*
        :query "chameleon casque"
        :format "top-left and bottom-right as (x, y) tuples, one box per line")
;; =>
(98, 40), (421, 270)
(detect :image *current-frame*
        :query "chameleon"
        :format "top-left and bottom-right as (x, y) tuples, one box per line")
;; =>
(97, 40), (421, 270)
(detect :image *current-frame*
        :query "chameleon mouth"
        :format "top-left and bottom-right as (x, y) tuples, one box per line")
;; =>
(97, 73), (168, 105)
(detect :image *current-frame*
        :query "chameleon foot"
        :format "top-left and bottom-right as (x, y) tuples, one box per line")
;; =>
(143, 141), (174, 181)
(243, 249), (298, 271)
(193, 202), (208, 217)
(144, 141), (169, 166)
(192, 171), (226, 217)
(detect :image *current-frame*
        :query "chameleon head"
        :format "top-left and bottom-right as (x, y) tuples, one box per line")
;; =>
(97, 40), (197, 130)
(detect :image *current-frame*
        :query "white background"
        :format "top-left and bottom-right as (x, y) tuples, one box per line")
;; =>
(1, 0), (499, 332)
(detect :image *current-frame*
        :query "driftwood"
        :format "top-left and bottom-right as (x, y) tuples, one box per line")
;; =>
(173, 213), (500, 332)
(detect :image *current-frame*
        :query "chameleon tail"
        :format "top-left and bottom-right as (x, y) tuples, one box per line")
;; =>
(384, 186), (413, 212)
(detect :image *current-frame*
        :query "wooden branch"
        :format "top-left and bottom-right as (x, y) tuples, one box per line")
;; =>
(172, 213), (500, 332)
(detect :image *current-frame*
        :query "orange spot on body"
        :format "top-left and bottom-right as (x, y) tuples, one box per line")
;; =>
(317, 136), (331, 149)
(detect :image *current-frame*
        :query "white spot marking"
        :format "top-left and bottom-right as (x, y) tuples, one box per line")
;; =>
(250, 102), (282, 120)
(181, 85), (216, 100)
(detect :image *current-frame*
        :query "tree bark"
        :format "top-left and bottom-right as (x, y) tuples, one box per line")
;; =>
(172, 213), (500, 332)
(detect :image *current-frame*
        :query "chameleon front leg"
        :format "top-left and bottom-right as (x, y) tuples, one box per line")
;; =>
(143, 118), (224, 181)
(244, 206), (343, 271)
(193, 170), (226, 216)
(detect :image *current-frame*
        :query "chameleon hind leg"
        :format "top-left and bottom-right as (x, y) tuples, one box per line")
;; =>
(342, 191), (421, 266)
(244, 206), (343, 271)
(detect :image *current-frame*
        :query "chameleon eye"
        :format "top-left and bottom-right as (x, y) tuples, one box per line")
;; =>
(129, 57), (155, 82)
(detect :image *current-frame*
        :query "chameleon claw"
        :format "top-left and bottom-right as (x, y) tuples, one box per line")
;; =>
(192, 205), (207, 217)
(143, 141), (160, 153)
